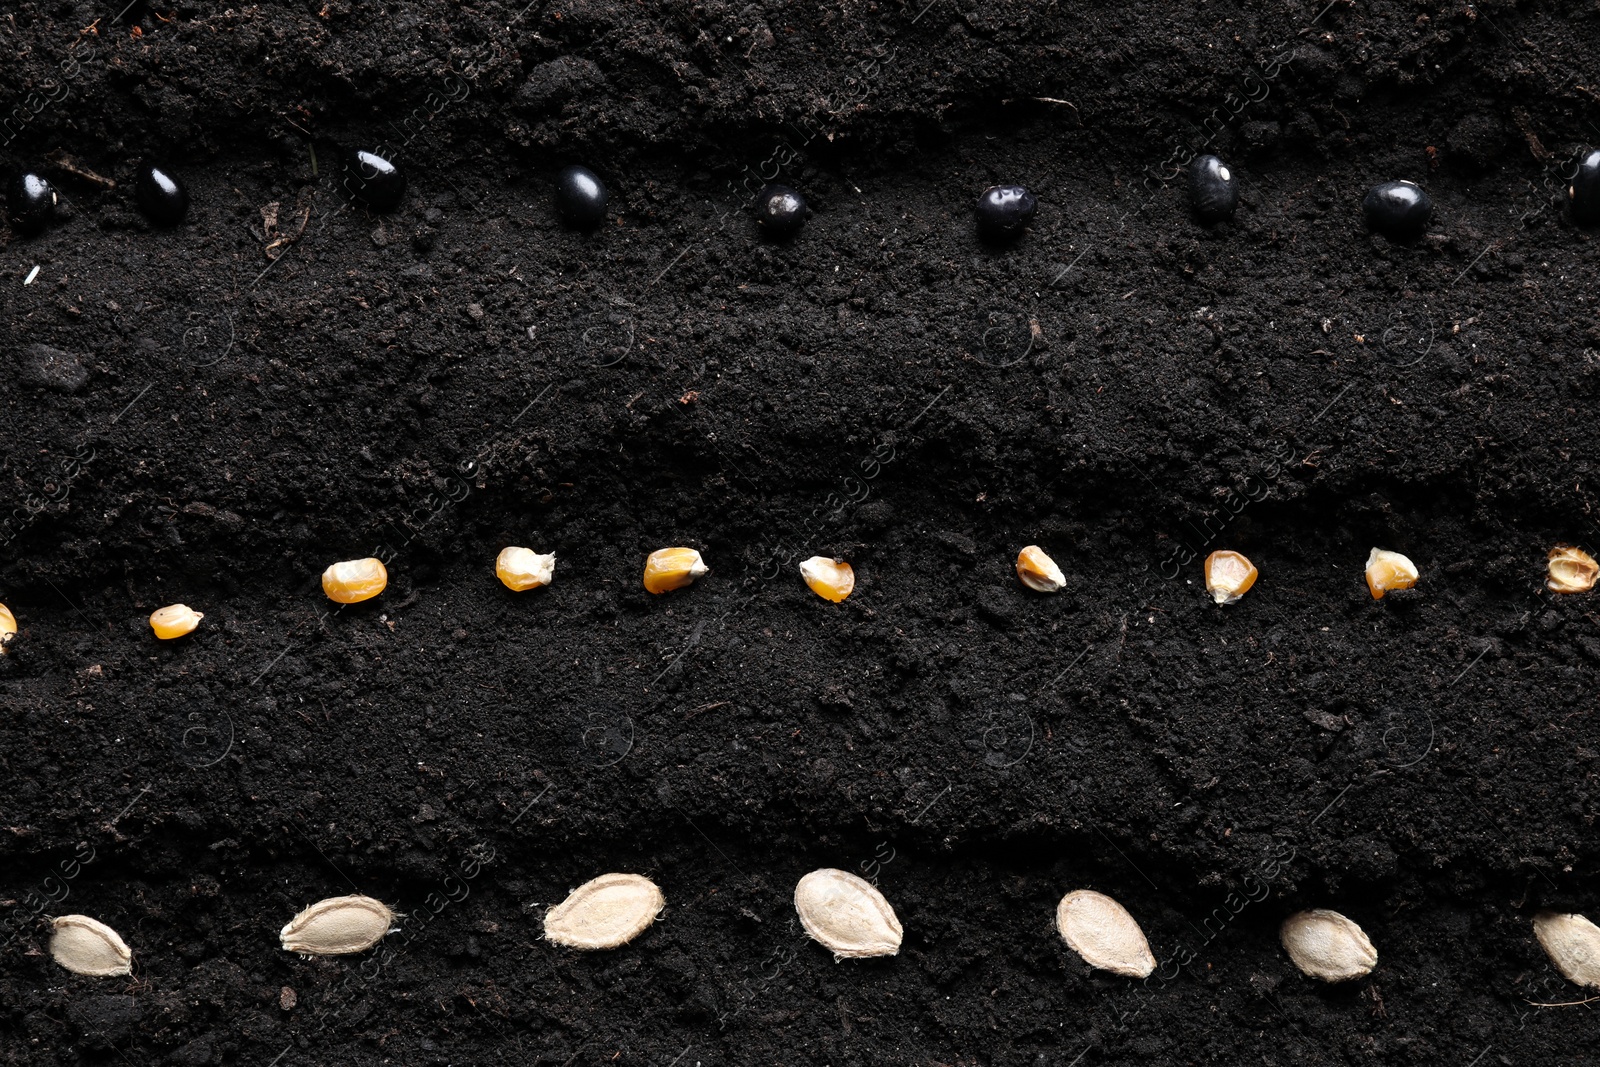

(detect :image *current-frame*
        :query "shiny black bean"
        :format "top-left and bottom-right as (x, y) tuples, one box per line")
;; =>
(135, 164), (189, 226)
(342, 148), (406, 213)
(7, 172), (56, 236)
(756, 184), (807, 238)
(1188, 154), (1239, 223)
(975, 184), (1037, 242)
(1570, 148), (1600, 227)
(555, 165), (608, 230)
(1362, 180), (1431, 239)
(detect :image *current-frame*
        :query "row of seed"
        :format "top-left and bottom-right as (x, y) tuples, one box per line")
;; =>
(2, 542), (1595, 648)
(39, 874), (1600, 994)
(15, 148), (1600, 240)
(0, 543), (1593, 643)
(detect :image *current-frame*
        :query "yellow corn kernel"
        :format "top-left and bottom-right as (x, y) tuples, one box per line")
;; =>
(1016, 545), (1065, 593)
(1365, 548), (1418, 600)
(1547, 545), (1599, 594)
(643, 547), (708, 594)
(496, 547), (556, 591)
(149, 603), (203, 639)
(799, 556), (855, 602)
(322, 557), (388, 604)
(1204, 550), (1257, 605)
(0, 602), (15, 653)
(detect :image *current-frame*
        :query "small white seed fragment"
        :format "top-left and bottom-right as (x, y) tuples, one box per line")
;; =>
(1533, 911), (1600, 988)
(280, 894), (396, 956)
(49, 915), (133, 977)
(1054, 889), (1155, 978)
(544, 873), (665, 950)
(0, 602), (17, 652)
(794, 868), (903, 960)
(1280, 908), (1377, 981)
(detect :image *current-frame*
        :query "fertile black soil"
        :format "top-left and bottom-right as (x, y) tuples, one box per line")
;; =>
(4, 1), (1600, 1063)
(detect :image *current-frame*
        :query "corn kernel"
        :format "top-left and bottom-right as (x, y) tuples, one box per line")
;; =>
(149, 603), (203, 639)
(0, 602), (15, 653)
(1204, 550), (1257, 604)
(643, 547), (708, 594)
(1016, 545), (1065, 593)
(322, 557), (388, 603)
(497, 547), (556, 591)
(1364, 548), (1418, 600)
(1547, 545), (1599, 594)
(799, 556), (855, 602)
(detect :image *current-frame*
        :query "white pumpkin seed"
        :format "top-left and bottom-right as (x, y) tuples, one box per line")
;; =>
(794, 868), (903, 960)
(1533, 911), (1600, 988)
(49, 914), (133, 977)
(1054, 889), (1155, 978)
(280, 894), (396, 956)
(544, 873), (664, 950)
(1280, 908), (1377, 981)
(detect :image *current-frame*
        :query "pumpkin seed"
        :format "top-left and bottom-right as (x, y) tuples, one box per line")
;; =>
(1280, 908), (1376, 981)
(49, 914), (133, 977)
(1054, 889), (1156, 978)
(279, 894), (396, 956)
(544, 873), (665, 950)
(1533, 911), (1600, 988)
(793, 868), (903, 960)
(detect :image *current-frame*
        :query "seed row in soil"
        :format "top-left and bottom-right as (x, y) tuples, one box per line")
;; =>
(40, 878), (1600, 995)
(9, 146), (1600, 237)
(3, 542), (1594, 652)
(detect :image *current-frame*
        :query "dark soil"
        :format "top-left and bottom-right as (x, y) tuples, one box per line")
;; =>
(4, 0), (1600, 1063)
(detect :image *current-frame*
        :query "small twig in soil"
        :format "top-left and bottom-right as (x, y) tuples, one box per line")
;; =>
(1512, 108), (1551, 163)
(684, 701), (730, 721)
(1523, 996), (1600, 1007)
(44, 151), (115, 188)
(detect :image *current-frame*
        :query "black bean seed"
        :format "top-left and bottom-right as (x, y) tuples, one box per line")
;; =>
(135, 164), (189, 226)
(1570, 148), (1600, 227)
(1188, 154), (1239, 223)
(755, 183), (807, 238)
(342, 148), (406, 213)
(975, 184), (1037, 242)
(555, 165), (608, 230)
(7, 172), (56, 236)
(1362, 180), (1431, 239)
